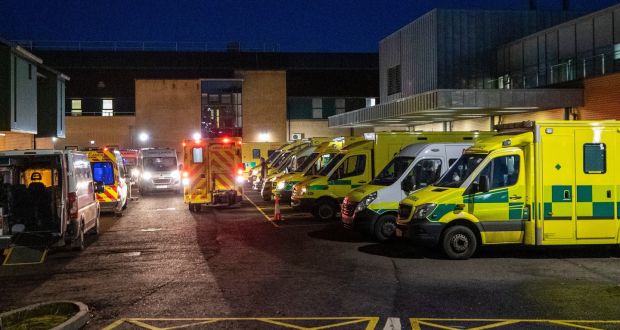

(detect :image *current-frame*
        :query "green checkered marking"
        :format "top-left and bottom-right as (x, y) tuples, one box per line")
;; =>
(309, 185), (329, 190)
(328, 179), (352, 185)
(577, 185), (592, 202)
(428, 204), (457, 221)
(463, 189), (508, 204)
(551, 185), (572, 202)
(618, 202), (620, 219)
(284, 181), (299, 191)
(509, 202), (526, 220)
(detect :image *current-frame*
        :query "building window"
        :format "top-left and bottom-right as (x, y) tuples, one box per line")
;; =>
(615, 44), (620, 60)
(312, 98), (323, 119)
(102, 99), (113, 116)
(71, 99), (82, 116)
(335, 98), (345, 115)
(365, 98), (376, 107)
(387, 65), (401, 95)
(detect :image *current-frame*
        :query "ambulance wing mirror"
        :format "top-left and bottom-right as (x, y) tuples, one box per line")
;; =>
(478, 175), (490, 193)
(94, 181), (105, 194)
(401, 178), (414, 193)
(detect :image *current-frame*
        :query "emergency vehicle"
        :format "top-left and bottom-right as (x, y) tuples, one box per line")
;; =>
(120, 149), (139, 181)
(397, 121), (620, 259)
(291, 132), (487, 221)
(87, 148), (129, 216)
(183, 136), (244, 212)
(241, 142), (285, 174)
(249, 140), (306, 187)
(271, 137), (365, 202)
(342, 142), (492, 241)
(260, 139), (335, 201)
(138, 148), (181, 194)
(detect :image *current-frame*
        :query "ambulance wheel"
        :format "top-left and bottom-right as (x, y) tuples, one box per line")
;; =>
(73, 221), (85, 251)
(313, 199), (338, 221)
(374, 214), (397, 242)
(441, 225), (477, 260)
(189, 203), (198, 212)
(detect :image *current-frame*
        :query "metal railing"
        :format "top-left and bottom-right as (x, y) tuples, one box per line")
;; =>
(488, 49), (620, 89)
(13, 40), (281, 53)
(65, 111), (135, 117)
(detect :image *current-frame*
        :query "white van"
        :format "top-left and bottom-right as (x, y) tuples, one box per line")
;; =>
(137, 148), (181, 194)
(0, 150), (103, 251)
(341, 143), (472, 241)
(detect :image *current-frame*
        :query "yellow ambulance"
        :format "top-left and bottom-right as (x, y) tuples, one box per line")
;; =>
(397, 120), (620, 259)
(291, 132), (483, 221)
(87, 148), (129, 216)
(182, 136), (244, 211)
(241, 142), (285, 175)
(271, 137), (365, 202)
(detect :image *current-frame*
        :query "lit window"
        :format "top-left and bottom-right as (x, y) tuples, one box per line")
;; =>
(615, 44), (620, 60)
(365, 98), (376, 107)
(71, 99), (82, 116)
(102, 99), (113, 117)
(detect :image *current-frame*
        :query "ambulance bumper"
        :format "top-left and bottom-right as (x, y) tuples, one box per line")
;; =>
(275, 190), (292, 202)
(398, 220), (445, 246)
(342, 208), (375, 233)
(291, 198), (315, 212)
(99, 201), (121, 212)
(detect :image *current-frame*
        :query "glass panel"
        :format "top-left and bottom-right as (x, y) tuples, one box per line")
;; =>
(92, 162), (115, 185)
(71, 99), (82, 110)
(144, 157), (177, 172)
(102, 99), (113, 110)
(435, 154), (486, 188)
(192, 148), (204, 163)
(584, 143), (606, 174)
(409, 159), (443, 189)
(372, 157), (415, 186)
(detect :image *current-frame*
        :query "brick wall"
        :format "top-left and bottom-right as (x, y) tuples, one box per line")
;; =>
(57, 116), (136, 150)
(578, 72), (620, 120)
(0, 132), (33, 150)
(241, 71), (287, 143)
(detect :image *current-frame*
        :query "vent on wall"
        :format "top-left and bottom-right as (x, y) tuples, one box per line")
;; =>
(291, 133), (304, 140)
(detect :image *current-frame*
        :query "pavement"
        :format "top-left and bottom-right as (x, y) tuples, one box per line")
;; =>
(1, 186), (620, 329)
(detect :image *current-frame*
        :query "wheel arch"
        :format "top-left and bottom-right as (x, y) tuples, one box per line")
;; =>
(440, 219), (482, 247)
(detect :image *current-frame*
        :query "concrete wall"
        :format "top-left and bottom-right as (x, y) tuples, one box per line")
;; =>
(451, 117), (492, 131)
(135, 80), (201, 151)
(288, 119), (351, 138)
(241, 71), (287, 142)
(56, 116), (135, 149)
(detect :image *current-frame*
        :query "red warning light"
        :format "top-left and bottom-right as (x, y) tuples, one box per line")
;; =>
(182, 142), (187, 147)
(103, 147), (108, 151)
(223, 137), (230, 143)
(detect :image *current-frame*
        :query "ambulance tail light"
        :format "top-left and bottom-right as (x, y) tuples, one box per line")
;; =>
(237, 163), (245, 175)
(183, 171), (189, 178)
(68, 192), (78, 220)
(223, 137), (231, 144)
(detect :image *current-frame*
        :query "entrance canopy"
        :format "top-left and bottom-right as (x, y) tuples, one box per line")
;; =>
(328, 89), (583, 128)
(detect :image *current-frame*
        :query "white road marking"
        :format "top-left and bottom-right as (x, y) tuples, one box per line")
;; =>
(141, 228), (163, 232)
(383, 317), (401, 330)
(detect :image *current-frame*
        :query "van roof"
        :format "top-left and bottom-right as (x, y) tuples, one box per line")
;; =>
(397, 143), (474, 157)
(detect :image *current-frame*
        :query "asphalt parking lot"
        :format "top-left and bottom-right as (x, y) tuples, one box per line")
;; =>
(1, 187), (620, 329)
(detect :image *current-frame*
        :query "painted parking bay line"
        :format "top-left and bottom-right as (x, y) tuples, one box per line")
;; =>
(243, 194), (280, 227)
(103, 316), (380, 329)
(409, 318), (620, 330)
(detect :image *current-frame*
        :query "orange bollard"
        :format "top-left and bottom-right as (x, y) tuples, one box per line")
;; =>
(273, 194), (282, 221)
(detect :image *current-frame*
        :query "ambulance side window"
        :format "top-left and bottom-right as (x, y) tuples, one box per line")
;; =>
(476, 155), (520, 190)
(252, 149), (261, 159)
(583, 143), (606, 174)
(409, 159), (442, 189)
(334, 155), (366, 179)
(192, 148), (204, 163)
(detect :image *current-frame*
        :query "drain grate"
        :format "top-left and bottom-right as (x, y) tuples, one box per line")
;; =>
(2, 245), (48, 266)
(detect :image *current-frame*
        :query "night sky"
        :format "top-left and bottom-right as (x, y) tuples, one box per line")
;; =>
(1, 0), (619, 52)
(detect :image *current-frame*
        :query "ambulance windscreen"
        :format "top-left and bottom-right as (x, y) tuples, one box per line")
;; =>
(434, 154), (486, 188)
(372, 157), (415, 186)
(144, 157), (177, 172)
(92, 162), (115, 185)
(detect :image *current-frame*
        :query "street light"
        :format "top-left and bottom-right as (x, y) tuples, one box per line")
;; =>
(90, 140), (95, 145)
(192, 132), (201, 141)
(258, 132), (270, 142)
(138, 132), (149, 143)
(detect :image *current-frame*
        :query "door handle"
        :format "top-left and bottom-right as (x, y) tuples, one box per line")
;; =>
(509, 194), (522, 200)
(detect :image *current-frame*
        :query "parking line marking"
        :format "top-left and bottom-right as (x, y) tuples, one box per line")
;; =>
(104, 317), (379, 329)
(548, 321), (603, 330)
(469, 320), (520, 329)
(383, 317), (401, 330)
(243, 194), (280, 227)
(165, 319), (220, 329)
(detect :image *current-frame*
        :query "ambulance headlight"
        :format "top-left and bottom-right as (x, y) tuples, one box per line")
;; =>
(300, 187), (307, 195)
(182, 178), (190, 186)
(131, 168), (140, 177)
(356, 192), (377, 212)
(236, 176), (245, 184)
(171, 170), (180, 180)
(142, 171), (153, 180)
(413, 203), (437, 220)
(276, 181), (286, 190)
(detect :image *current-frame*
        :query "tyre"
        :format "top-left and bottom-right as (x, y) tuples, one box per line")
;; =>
(73, 221), (85, 251)
(374, 214), (397, 242)
(122, 198), (128, 210)
(441, 225), (478, 260)
(313, 199), (338, 221)
(189, 203), (199, 212)
(90, 212), (100, 236)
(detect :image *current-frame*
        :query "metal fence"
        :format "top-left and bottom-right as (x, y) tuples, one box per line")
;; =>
(13, 40), (281, 53)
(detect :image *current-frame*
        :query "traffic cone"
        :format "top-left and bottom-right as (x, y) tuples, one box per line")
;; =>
(273, 194), (282, 221)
